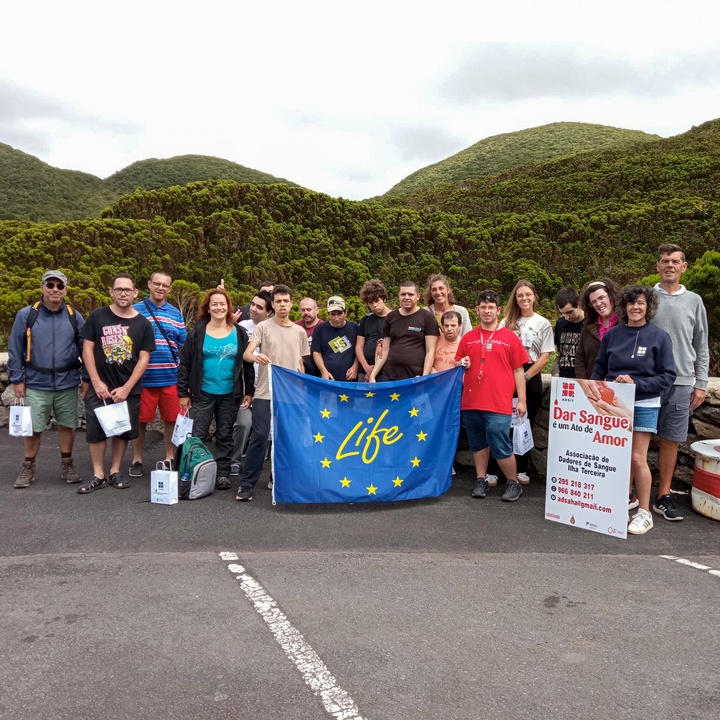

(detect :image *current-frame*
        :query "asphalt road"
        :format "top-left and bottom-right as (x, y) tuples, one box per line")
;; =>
(1, 429), (719, 720)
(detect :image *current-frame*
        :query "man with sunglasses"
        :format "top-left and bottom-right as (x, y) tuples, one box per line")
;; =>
(9, 271), (87, 488)
(77, 273), (155, 494)
(129, 271), (187, 477)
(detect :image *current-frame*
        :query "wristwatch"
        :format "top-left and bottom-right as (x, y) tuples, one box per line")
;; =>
(524, 372), (531, 381)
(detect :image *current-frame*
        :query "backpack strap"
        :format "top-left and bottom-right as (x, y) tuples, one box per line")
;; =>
(25, 300), (81, 369)
(144, 299), (179, 365)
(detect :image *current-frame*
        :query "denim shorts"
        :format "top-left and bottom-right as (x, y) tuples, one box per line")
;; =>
(657, 385), (693, 442)
(462, 410), (513, 459)
(633, 405), (659, 434)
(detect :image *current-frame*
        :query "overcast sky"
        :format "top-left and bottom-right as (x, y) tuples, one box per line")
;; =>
(2, 1), (720, 200)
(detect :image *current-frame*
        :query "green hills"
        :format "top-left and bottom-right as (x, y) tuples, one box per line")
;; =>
(0, 143), (297, 222)
(381, 122), (661, 200)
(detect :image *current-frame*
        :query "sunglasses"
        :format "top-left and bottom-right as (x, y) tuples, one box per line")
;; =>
(45, 281), (65, 290)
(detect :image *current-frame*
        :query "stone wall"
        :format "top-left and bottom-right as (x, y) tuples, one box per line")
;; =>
(1, 356), (718, 482)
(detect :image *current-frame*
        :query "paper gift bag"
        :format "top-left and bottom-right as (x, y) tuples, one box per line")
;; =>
(94, 400), (132, 437)
(151, 461), (178, 505)
(512, 414), (534, 456)
(9, 399), (33, 437)
(171, 410), (194, 446)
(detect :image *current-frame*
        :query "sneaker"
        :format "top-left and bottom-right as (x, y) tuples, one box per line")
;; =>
(60, 457), (81, 484)
(472, 478), (489, 498)
(653, 494), (684, 522)
(216, 476), (232, 490)
(235, 486), (254, 502)
(486, 474), (499, 487)
(451, 467), (456, 476)
(628, 493), (639, 510)
(502, 480), (523, 502)
(128, 462), (144, 478)
(267, 479), (274, 490)
(14, 461), (35, 488)
(229, 462), (241, 476)
(628, 509), (653, 535)
(517, 472), (531, 485)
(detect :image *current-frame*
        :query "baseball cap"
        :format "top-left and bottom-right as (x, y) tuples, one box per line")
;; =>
(327, 296), (346, 312)
(42, 270), (68, 285)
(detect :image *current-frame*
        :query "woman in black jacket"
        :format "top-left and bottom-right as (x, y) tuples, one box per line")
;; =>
(177, 288), (255, 489)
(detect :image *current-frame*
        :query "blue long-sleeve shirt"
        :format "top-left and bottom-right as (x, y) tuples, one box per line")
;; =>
(591, 322), (676, 402)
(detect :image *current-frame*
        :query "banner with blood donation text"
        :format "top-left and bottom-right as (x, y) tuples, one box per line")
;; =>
(545, 378), (635, 539)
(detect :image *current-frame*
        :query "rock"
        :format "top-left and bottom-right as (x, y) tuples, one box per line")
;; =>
(1, 384), (15, 406)
(691, 418), (720, 440)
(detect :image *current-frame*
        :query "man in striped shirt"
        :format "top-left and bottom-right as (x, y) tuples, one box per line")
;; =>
(129, 271), (187, 475)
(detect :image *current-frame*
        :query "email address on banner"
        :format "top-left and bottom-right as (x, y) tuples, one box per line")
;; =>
(557, 496), (612, 513)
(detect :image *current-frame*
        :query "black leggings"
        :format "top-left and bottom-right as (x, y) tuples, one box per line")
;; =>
(516, 371), (543, 473)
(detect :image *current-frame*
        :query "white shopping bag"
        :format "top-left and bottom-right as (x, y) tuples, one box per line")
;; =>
(94, 400), (132, 437)
(151, 461), (178, 505)
(512, 414), (534, 455)
(171, 410), (193, 446)
(9, 399), (33, 437)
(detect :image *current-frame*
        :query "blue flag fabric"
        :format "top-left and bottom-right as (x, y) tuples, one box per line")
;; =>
(270, 366), (463, 503)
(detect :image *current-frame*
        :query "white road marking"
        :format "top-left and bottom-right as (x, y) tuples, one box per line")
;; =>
(660, 555), (720, 578)
(219, 552), (366, 720)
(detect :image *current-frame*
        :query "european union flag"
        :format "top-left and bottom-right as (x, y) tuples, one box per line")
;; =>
(270, 366), (463, 503)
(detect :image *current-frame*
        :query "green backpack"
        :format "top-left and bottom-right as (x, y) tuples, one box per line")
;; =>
(175, 437), (217, 500)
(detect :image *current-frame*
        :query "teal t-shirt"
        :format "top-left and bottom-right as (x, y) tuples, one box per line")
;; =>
(201, 331), (237, 395)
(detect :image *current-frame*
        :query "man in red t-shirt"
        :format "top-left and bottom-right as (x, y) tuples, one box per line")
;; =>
(455, 290), (529, 502)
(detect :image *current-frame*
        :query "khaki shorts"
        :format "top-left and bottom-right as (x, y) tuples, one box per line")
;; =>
(25, 387), (79, 432)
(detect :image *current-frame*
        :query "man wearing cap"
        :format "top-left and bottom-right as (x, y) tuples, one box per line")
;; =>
(311, 296), (359, 381)
(8, 271), (87, 488)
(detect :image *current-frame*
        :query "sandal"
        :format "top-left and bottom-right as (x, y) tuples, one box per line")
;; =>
(77, 476), (108, 494)
(109, 472), (130, 489)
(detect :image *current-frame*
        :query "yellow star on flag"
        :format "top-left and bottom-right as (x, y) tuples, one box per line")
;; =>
(339, 394), (349, 402)
(416, 430), (427, 441)
(409, 407), (419, 417)
(393, 476), (403, 487)
(321, 457), (331, 468)
(367, 484), (378, 495)
(390, 393), (400, 401)
(340, 477), (351, 487)
(320, 408), (331, 418)
(313, 432), (325, 443)
(411, 457), (421, 467)
(365, 391), (375, 398)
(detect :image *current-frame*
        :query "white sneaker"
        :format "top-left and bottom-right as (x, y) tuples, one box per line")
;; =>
(517, 472), (531, 485)
(486, 474), (499, 487)
(627, 509), (653, 535)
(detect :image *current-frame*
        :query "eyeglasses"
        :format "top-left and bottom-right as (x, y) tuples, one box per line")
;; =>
(151, 281), (171, 290)
(44, 281), (65, 290)
(113, 287), (134, 294)
(590, 294), (609, 306)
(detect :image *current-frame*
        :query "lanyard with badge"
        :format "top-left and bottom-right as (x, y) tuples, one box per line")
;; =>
(477, 326), (498, 381)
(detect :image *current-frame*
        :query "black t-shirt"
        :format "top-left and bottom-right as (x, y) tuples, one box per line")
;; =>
(312, 321), (359, 380)
(81, 306), (156, 393)
(358, 312), (387, 365)
(554, 317), (584, 378)
(382, 308), (439, 380)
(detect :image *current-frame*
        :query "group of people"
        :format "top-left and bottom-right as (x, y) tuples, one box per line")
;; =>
(7, 244), (709, 532)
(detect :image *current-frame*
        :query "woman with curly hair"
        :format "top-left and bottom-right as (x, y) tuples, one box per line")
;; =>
(575, 279), (621, 379)
(425, 275), (472, 336)
(591, 286), (676, 535)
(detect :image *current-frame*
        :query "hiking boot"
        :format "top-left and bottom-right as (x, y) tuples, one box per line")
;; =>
(471, 478), (489, 498)
(628, 493), (639, 510)
(517, 472), (531, 485)
(128, 462), (144, 478)
(628, 508), (653, 535)
(235, 486), (254, 502)
(653, 494), (684, 522)
(60, 457), (82, 484)
(502, 480), (523, 502)
(216, 476), (232, 490)
(486, 474), (499, 487)
(229, 462), (241, 476)
(14, 461), (35, 488)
